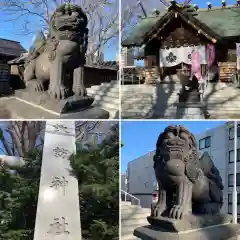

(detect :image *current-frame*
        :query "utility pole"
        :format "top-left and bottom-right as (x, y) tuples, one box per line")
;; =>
(233, 121), (238, 224)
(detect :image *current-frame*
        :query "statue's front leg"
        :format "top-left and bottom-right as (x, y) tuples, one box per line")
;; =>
(151, 181), (167, 217)
(48, 58), (71, 100)
(73, 66), (87, 96)
(169, 180), (192, 219)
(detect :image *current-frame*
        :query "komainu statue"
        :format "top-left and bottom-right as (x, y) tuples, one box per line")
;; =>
(152, 125), (223, 220)
(23, 3), (88, 100)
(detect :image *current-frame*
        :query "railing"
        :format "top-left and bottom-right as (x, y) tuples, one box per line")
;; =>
(121, 190), (140, 206)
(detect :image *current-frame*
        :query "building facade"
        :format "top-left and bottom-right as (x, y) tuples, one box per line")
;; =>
(121, 47), (135, 67)
(125, 122), (240, 214)
(122, 3), (240, 84)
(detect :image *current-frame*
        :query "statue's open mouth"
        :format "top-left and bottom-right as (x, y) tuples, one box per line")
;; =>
(161, 147), (185, 161)
(56, 18), (79, 31)
(57, 25), (77, 31)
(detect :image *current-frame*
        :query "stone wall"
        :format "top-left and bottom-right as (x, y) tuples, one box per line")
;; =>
(0, 63), (11, 94)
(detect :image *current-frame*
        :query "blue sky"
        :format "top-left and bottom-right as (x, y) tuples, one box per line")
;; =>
(121, 120), (227, 172)
(0, 8), (117, 61)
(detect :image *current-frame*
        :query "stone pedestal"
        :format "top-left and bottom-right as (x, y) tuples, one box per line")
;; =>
(34, 121), (82, 240)
(178, 89), (201, 103)
(15, 89), (94, 113)
(134, 215), (240, 240)
(175, 102), (206, 119)
(14, 90), (109, 119)
(134, 223), (240, 240)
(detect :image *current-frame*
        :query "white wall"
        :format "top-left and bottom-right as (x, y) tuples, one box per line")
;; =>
(127, 151), (156, 195)
(196, 123), (229, 213)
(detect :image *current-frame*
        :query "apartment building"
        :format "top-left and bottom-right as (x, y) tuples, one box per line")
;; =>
(125, 122), (240, 213)
(121, 47), (135, 67)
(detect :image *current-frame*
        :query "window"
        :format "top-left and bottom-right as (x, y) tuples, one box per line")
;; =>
(199, 136), (211, 150)
(228, 173), (240, 187)
(229, 149), (240, 163)
(228, 193), (240, 204)
(228, 193), (240, 214)
(228, 204), (240, 214)
(229, 124), (240, 140)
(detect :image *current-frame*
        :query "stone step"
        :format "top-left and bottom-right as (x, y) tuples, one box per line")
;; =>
(121, 224), (149, 238)
(87, 87), (119, 95)
(121, 205), (150, 212)
(121, 234), (140, 240)
(88, 89), (119, 98)
(100, 80), (119, 85)
(122, 220), (149, 229)
(93, 95), (119, 104)
(93, 102), (118, 119)
(122, 213), (150, 221)
(89, 82), (119, 90)
(121, 207), (150, 213)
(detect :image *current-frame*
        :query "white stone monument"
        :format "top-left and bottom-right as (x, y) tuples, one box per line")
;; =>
(33, 120), (82, 240)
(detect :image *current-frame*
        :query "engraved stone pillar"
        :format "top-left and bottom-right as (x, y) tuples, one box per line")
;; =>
(34, 121), (81, 240)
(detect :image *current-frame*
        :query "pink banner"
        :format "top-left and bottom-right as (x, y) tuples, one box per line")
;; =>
(207, 44), (215, 68)
(236, 43), (240, 70)
(191, 51), (201, 80)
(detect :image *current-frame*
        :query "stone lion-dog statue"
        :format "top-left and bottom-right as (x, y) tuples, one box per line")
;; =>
(23, 3), (88, 100)
(152, 125), (223, 220)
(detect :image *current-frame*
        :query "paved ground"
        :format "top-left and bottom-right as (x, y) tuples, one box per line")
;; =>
(121, 82), (240, 119)
(0, 97), (109, 119)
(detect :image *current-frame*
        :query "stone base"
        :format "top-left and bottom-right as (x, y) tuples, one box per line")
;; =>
(174, 102), (207, 119)
(147, 214), (232, 232)
(8, 90), (110, 119)
(15, 89), (94, 114)
(134, 223), (240, 240)
(178, 90), (201, 103)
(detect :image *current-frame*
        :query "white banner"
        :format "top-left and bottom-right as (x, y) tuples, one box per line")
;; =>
(159, 45), (207, 67)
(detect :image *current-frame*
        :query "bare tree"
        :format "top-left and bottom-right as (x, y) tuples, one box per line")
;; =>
(0, 121), (45, 157)
(121, 0), (165, 39)
(121, 0), (192, 39)
(0, 0), (118, 56)
(0, 121), (118, 168)
(0, 121), (118, 157)
(75, 121), (118, 147)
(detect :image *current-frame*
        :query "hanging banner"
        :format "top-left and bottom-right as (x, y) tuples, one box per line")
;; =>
(236, 43), (240, 70)
(191, 50), (201, 80)
(207, 44), (215, 68)
(159, 45), (207, 67)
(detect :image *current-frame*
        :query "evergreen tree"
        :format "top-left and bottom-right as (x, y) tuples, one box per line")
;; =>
(0, 149), (42, 240)
(70, 124), (119, 240)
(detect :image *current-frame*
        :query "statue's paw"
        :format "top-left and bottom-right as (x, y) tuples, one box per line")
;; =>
(169, 205), (184, 219)
(48, 85), (70, 100)
(26, 80), (44, 92)
(73, 88), (87, 97)
(152, 203), (167, 217)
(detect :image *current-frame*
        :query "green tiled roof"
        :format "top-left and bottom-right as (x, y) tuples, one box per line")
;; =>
(122, 6), (240, 47)
(195, 6), (240, 37)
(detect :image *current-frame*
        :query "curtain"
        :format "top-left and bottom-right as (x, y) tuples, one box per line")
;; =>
(159, 45), (207, 67)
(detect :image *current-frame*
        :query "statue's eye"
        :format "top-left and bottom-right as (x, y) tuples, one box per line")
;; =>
(166, 131), (175, 139)
(180, 132), (188, 141)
